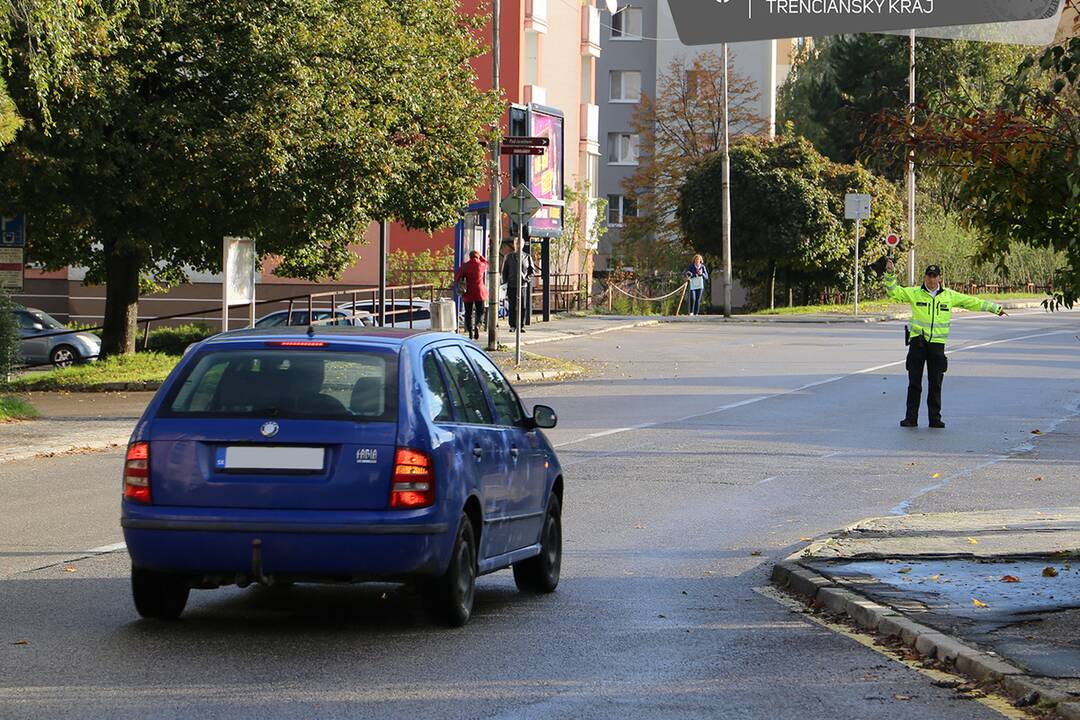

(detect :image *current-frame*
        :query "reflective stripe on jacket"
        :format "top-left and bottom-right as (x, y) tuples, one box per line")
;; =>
(884, 272), (1002, 345)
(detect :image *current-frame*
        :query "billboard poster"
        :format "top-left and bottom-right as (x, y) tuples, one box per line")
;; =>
(528, 107), (564, 238)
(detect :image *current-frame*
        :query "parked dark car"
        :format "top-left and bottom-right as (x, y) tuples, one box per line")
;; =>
(121, 327), (563, 626)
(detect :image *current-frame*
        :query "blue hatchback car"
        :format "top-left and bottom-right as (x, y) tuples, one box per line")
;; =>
(121, 327), (563, 626)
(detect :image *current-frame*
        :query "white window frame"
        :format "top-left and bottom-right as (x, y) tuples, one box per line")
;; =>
(607, 195), (637, 226)
(610, 6), (643, 41)
(607, 133), (639, 166)
(609, 70), (641, 103)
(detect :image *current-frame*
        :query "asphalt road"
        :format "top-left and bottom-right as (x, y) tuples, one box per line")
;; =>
(3, 310), (1079, 719)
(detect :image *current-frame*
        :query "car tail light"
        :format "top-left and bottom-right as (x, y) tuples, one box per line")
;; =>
(123, 442), (151, 503)
(390, 448), (435, 509)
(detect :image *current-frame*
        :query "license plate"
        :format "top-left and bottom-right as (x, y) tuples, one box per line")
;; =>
(216, 446), (325, 472)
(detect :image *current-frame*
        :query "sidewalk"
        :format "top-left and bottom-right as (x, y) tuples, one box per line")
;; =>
(773, 509), (1080, 718)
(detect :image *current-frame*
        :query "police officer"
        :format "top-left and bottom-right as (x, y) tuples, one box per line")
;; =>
(884, 259), (1008, 428)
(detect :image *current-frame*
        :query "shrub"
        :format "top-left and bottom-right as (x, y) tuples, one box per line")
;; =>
(0, 292), (20, 377)
(142, 324), (216, 355)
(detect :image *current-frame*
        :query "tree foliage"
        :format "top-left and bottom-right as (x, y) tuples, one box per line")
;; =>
(618, 52), (766, 270)
(779, 34), (1029, 184)
(0, 0), (499, 354)
(679, 135), (902, 308)
(872, 37), (1080, 306)
(552, 180), (607, 277)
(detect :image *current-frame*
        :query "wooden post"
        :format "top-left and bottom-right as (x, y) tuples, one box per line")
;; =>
(142, 322), (151, 350)
(676, 283), (687, 316)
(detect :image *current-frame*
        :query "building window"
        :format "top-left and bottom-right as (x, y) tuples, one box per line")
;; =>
(611, 7), (643, 40)
(607, 195), (637, 225)
(607, 133), (639, 165)
(609, 70), (641, 103)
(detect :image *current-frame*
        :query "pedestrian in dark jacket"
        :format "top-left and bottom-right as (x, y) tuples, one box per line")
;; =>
(686, 254), (709, 316)
(501, 239), (535, 332)
(455, 250), (488, 340)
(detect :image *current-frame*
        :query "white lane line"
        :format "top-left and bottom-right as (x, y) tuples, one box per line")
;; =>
(85, 542), (126, 554)
(756, 476), (778, 485)
(553, 323), (1079, 451)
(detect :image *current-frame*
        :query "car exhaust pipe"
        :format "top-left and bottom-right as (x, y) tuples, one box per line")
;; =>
(251, 539), (273, 586)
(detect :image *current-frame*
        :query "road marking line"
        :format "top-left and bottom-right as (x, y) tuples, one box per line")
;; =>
(756, 476), (778, 485)
(86, 542), (126, 554)
(753, 586), (1027, 719)
(553, 323), (1080, 451)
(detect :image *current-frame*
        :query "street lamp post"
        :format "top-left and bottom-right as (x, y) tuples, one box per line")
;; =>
(907, 29), (917, 286)
(487, 0), (502, 351)
(722, 42), (733, 319)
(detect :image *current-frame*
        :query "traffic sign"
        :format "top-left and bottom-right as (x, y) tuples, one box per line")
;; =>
(885, 233), (901, 248)
(501, 136), (549, 148)
(844, 194), (872, 221)
(1, 215), (26, 248)
(0, 246), (24, 291)
(500, 146), (545, 156)
(500, 184), (542, 224)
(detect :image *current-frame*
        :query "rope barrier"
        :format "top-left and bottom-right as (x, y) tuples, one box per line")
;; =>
(610, 282), (689, 303)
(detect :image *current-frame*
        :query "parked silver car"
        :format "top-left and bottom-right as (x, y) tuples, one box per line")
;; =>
(13, 307), (101, 368)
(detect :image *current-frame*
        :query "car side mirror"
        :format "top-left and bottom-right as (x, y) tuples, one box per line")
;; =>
(532, 404), (557, 429)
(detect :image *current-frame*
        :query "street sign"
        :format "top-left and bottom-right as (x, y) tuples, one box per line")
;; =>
(501, 136), (550, 148)
(885, 233), (901, 248)
(0, 246), (24, 291)
(222, 236), (257, 330)
(500, 184), (542, 224)
(844, 194), (872, 221)
(500, 146), (546, 156)
(1, 215), (26, 248)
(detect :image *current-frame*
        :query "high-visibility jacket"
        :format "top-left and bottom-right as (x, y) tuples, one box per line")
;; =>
(884, 272), (1003, 345)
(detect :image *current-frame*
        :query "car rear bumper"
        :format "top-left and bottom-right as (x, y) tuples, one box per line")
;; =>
(122, 505), (453, 580)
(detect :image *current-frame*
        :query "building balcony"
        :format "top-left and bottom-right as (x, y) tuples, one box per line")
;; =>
(525, 0), (548, 33)
(524, 84), (547, 106)
(579, 103), (599, 146)
(581, 5), (601, 57)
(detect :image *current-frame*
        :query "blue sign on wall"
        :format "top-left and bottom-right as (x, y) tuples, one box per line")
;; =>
(1, 216), (26, 248)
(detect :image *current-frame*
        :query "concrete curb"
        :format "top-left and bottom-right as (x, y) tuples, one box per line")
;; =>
(520, 320), (661, 346)
(503, 367), (587, 384)
(771, 560), (1078, 716)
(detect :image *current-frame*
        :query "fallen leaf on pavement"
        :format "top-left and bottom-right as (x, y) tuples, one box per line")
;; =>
(1002, 575), (1021, 583)
(63, 566), (77, 573)
(1043, 567), (1059, 578)
(897, 567), (913, 574)
(800, 537), (812, 542)
(11, 640), (28, 645)
(1031, 429), (1042, 435)
(931, 473), (942, 479)
(750, 551), (762, 557)
(633, 524), (647, 530)
(930, 574), (941, 581)
(972, 598), (988, 608)
(1032, 476), (1043, 482)
(893, 694), (912, 701)
(967, 537), (979, 545)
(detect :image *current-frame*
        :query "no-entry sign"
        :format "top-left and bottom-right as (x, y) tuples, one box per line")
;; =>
(885, 233), (901, 248)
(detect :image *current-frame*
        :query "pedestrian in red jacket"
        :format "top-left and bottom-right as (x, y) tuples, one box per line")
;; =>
(455, 250), (488, 340)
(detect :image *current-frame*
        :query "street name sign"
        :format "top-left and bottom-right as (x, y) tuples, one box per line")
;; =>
(501, 136), (550, 148)
(845, 194), (872, 221)
(501, 146), (546, 156)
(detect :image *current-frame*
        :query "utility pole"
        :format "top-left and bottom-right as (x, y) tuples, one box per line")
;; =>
(907, 29), (917, 286)
(378, 220), (388, 327)
(486, 0), (502, 351)
(721, 42), (733, 319)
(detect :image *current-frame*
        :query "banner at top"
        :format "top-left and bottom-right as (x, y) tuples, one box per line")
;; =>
(667, 0), (1061, 44)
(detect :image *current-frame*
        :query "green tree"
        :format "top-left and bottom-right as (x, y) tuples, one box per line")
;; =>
(552, 180), (607, 277)
(1, 0), (498, 354)
(679, 135), (901, 308)
(0, 291), (19, 377)
(877, 38), (1080, 305)
(779, 34), (1029, 183)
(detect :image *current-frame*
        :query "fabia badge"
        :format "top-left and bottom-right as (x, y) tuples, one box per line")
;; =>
(260, 421), (280, 438)
(356, 448), (378, 464)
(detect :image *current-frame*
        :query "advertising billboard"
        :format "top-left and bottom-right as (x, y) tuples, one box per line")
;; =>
(528, 106), (564, 238)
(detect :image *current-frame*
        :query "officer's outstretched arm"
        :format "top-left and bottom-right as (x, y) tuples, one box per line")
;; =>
(952, 291), (1005, 316)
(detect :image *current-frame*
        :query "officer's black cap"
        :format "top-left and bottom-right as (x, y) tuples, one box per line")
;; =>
(924, 265), (942, 277)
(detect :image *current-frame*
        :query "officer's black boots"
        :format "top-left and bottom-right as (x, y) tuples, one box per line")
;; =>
(900, 419), (918, 428)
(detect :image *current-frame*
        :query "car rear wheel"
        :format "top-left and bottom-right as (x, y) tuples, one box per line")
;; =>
(513, 494), (561, 593)
(50, 344), (78, 368)
(131, 566), (190, 620)
(426, 514), (477, 627)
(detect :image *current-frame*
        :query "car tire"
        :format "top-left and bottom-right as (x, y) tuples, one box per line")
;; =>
(513, 494), (562, 594)
(50, 344), (78, 368)
(131, 566), (190, 620)
(426, 514), (477, 627)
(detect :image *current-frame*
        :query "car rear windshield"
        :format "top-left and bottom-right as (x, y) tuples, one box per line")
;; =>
(164, 348), (397, 421)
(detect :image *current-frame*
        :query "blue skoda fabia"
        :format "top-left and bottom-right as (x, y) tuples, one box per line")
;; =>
(121, 327), (563, 626)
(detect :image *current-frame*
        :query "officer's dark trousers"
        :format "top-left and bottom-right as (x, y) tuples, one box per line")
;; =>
(905, 336), (947, 422)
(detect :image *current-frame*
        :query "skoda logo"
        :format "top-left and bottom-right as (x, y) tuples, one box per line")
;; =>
(259, 421), (280, 438)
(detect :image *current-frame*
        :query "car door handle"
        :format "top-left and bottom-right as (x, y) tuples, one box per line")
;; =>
(509, 446), (519, 459)
(472, 445), (484, 459)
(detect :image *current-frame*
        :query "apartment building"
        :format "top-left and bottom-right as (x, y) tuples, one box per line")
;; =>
(595, 0), (805, 270)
